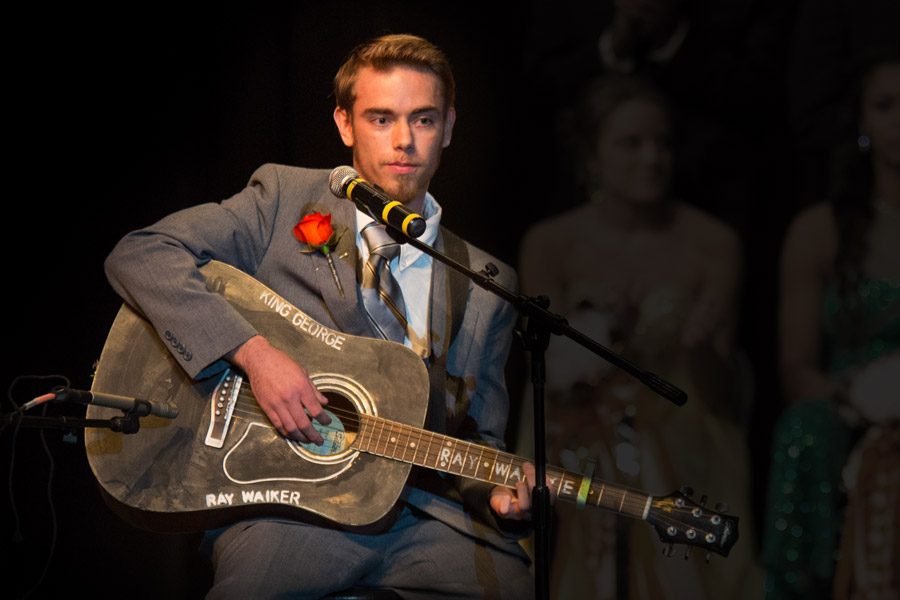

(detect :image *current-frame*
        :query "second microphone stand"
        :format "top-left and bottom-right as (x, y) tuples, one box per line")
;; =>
(2, 396), (160, 435)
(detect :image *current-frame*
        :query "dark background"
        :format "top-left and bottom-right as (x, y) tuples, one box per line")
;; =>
(3, 7), (538, 598)
(1, 2), (887, 598)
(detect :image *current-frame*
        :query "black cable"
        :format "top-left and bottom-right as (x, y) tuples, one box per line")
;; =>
(5, 374), (69, 599)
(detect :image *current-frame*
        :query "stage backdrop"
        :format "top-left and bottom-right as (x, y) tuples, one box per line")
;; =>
(2, 3), (801, 598)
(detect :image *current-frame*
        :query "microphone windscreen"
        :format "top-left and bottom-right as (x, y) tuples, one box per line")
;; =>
(329, 165), (358, 198)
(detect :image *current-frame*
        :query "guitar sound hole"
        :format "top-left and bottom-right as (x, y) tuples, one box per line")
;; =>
(298, 390), (360, 457)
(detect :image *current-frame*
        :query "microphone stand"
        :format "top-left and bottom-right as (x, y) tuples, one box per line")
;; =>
(383, 221), (687, 600)
(1, 400), (158, 434)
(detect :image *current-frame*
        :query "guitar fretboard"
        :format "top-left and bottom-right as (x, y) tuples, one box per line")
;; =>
(353, 414), (651, 520)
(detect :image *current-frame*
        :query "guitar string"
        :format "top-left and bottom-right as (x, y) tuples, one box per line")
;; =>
(223, 393), (726, 540)
(228, 395), (509, 488)
(228, 388), (654, 503)
(232, 385), (604, 496)
(271, 405), (723, 542)
(231, 405), (661, 516)
(230, 397), (658, 506)
(227, 397), (532, 485)
(229, 393), (649, 509)
(222, 416), (723, 546)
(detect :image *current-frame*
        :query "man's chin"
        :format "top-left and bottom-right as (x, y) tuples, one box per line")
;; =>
(382, 179), (425, 206)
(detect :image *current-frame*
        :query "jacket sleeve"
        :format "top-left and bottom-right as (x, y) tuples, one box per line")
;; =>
(104, 164), (285, 379)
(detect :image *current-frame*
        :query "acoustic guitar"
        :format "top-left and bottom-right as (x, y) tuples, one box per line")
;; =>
(84, 260), (738, 558)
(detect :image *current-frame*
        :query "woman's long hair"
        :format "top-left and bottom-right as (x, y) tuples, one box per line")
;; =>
(828, 52), (899, 342)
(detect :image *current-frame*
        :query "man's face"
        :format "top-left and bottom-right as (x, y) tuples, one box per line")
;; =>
(334, 65), (456, 212)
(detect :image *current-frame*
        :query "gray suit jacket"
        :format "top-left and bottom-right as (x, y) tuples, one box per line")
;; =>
(105, 164), (527, 558)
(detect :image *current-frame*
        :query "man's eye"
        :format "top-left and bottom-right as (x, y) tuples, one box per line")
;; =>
(416, 117), (434, 126)
(373, 117), (389, 125)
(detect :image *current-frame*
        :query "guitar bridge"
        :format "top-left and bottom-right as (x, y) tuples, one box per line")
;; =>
(205, 369), (243, 448)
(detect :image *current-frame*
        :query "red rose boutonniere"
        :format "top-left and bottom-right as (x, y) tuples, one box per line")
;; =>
(293, 212), (345, 297)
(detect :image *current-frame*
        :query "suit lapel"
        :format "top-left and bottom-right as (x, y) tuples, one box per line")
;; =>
(425, 228), (471, 434)
(430, 227), (471, 360)
(424, 231), (447, 434)
(428, 232), (452, 361)
(309, 198), (374, 337)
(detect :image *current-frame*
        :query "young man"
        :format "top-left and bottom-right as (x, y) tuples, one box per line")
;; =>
(105, 34), (534, 599)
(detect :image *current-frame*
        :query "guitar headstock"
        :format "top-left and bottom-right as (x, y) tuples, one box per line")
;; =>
(646, 489), (739, 557)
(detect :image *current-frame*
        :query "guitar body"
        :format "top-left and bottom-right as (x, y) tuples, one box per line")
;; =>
(85, 260), (431, 532)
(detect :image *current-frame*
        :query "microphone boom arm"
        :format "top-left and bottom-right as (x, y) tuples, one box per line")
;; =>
(393, 225), (687, 406)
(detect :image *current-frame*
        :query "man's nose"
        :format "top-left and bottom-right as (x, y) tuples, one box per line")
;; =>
(393, 121), (414, 151)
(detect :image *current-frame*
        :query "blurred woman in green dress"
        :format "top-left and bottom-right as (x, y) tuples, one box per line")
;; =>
(762, 54), (900, 599)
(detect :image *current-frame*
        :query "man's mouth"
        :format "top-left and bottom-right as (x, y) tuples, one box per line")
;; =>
(386, 162), (418, 174)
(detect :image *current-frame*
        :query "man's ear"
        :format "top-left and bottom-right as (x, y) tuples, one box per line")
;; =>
(442, 106), (456, 148)
(334, 107), (354, 147)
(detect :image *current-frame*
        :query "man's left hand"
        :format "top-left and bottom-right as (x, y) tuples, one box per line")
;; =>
(489, 462), (536, 520)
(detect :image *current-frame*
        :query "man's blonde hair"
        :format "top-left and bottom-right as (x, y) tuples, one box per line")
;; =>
(334, 34), (455, 113)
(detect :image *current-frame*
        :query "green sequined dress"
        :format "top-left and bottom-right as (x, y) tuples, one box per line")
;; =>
(762, 277), (900, 598)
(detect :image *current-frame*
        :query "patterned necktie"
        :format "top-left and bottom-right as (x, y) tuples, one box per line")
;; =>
(360, 222), (408, 343)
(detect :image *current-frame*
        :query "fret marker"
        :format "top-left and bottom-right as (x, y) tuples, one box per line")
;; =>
(641, 496), (652, 519)
(494, 462), (512, 481)
(390, 436), (396, 443)
(576, 476), (591, 509)
(409, 442), (416, 448)
(576, 461), (595, 509)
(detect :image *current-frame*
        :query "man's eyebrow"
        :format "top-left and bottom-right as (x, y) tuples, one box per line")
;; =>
(410, 105), (440, 115)
(361, 106), (441, 116)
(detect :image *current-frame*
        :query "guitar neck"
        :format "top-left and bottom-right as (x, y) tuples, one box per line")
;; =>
(354, 414), (651, 521)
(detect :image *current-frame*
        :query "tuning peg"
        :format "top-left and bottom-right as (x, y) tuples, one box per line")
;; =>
(699, 494), (708, 507)
(663, 543), (675, 557)
(715, 501), (729, 513)
(684, 546), (693, 560)
(680, 486), (694, 497)
(705, 552), (711, 564)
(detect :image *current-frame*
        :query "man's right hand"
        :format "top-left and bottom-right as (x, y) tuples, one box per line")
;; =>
(228, 335), (331, 445)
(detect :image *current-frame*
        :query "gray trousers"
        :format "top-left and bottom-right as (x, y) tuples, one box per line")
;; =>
(203, 506), (534, 599)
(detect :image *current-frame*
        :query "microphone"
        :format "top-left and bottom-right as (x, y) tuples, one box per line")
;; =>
(329, 165), (426, 238)
(48, 386), (179, 419)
